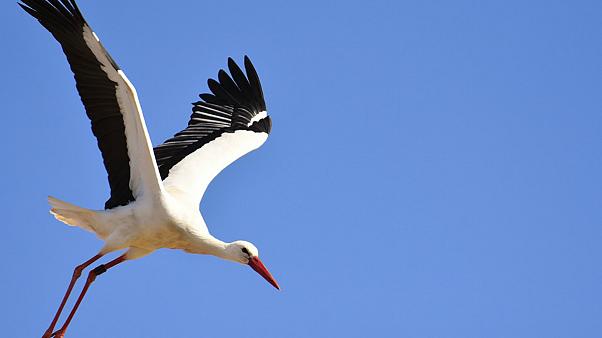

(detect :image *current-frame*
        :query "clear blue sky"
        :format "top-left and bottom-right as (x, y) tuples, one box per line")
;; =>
(1, 0), (601, 337)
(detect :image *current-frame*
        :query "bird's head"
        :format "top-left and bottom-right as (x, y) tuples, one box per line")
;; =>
(226, 240), (280, 290)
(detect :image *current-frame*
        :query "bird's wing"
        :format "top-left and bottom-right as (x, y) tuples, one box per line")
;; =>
(154, 56), (271, 207)
(20, 0), (163, 209)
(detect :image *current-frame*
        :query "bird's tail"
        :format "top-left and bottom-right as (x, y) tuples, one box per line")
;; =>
(48, 196), (97, 233)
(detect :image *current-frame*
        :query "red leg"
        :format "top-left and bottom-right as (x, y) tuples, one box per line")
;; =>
(52, 254), (127, 338)
(42, 254), (103, 338)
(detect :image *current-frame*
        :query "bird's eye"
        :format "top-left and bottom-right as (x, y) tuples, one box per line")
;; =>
(241, 247), (249, 255)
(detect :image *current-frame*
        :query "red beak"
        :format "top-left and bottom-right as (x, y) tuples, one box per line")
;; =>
(248, 256), (280, 290)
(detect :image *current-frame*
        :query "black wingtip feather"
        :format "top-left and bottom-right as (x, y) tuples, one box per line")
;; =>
(19, 0), (86, 34)
(198, 56), (266, 116)
(243, 56), (266, 111)
(18, 3), (38, 18)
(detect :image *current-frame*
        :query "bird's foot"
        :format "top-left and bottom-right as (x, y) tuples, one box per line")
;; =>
(41, 328), (55, 338)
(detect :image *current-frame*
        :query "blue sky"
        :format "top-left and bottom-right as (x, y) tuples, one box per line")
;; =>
(1, 0), (601, 337)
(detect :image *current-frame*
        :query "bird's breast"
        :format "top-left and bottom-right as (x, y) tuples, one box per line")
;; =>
(122, 200), (192, 250)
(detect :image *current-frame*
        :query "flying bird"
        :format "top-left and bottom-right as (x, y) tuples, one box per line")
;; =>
(19, 0), (279, 337)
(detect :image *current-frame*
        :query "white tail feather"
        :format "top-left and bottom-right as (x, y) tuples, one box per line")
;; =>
(48, 196), (97, 233)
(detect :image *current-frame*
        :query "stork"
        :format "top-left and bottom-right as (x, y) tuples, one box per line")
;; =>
(19, 1), (279, 337)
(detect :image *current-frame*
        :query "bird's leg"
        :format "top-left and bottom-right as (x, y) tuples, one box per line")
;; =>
(51, 254), (127, 338)
(42, 253), (104, 338)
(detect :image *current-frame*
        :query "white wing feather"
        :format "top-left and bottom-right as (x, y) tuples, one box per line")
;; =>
(163, 130), (268, 207)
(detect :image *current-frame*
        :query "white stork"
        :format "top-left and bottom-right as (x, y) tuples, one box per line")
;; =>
(19, 1), (279, 337)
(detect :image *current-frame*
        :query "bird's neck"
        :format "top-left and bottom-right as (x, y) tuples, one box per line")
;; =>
(184, 231), (231, 260)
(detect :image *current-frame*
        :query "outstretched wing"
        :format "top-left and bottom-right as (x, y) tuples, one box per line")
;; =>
(20, 0), (163, 209)
(154, 57), (271, 207)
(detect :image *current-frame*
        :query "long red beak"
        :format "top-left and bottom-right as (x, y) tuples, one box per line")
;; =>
(248, 256), (280, 290)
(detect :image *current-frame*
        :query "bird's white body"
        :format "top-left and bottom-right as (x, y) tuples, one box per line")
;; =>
(49, 128), (269, 261)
